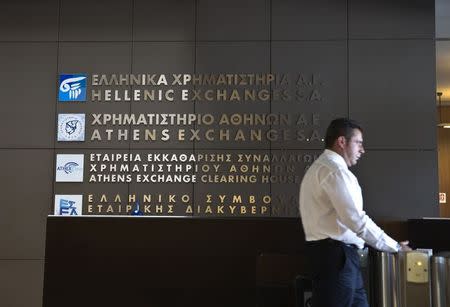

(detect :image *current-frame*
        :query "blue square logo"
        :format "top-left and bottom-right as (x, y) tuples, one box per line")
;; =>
(59, 74), (87, 102)
(54, 195), (83, 216)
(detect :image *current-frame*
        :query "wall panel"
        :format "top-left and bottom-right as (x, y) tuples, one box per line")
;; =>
(0, 0), (58, 41)
(349, 39), (436, 149)
(354, 150), (438, 221)
(349, 0), (434, 39)
(0, 43), (57, 148)
(0, 260), (44, 307)
(0, 150), (52, 259)
(133, 0), (196, 41)
(272, 0), (347, 40)
(59, 0), (132, 41)
(197, 0), (269, 41)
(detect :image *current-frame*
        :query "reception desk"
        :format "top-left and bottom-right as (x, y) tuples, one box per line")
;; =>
(43, 216), (306, 307)
(408, 218), (450, 252)
(43, 217), (447, 307)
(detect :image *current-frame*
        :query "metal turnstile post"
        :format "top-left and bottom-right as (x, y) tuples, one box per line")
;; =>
(371, 250), (399, 307)
(371, 249), (432, 307)
(431, 252), (450, 307)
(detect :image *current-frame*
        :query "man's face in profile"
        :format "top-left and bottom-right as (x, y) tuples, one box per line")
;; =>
(343, 129), (365, 167)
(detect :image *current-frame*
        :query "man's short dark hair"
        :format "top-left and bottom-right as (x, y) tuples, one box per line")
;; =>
(324, 118), (363, 149)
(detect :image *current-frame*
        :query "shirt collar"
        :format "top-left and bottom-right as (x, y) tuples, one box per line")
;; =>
(323, 149), (348, 169)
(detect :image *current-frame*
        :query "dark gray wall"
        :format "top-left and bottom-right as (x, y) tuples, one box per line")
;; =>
(0, 0), (437, 306)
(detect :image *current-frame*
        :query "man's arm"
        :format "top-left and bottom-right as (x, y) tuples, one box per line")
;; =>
(322, 169), (402, 252)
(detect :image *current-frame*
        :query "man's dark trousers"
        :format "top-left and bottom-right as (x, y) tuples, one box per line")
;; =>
(306, 238), (369, 307)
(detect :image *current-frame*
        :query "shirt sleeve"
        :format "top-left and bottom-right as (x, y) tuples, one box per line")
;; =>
(321, 169), (399, 253)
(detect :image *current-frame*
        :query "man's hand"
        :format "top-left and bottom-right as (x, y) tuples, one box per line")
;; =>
(398, 240), (412, 252)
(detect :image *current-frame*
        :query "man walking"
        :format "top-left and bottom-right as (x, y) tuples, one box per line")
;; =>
(299, 118), (410, 307)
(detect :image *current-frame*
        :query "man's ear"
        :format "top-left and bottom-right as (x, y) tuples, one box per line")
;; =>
(336, 136), (346, 149)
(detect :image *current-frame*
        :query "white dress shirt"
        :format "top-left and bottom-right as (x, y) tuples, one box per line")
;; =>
(299, 149), (399, 252)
